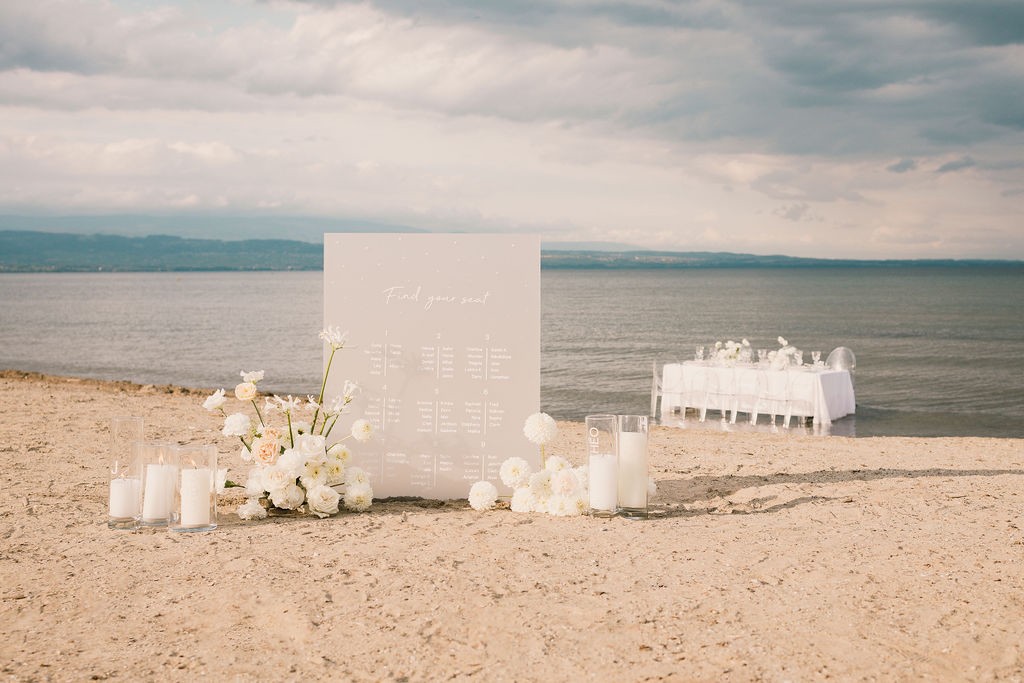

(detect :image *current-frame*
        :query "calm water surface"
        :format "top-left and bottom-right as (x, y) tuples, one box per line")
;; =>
(1, 268), (1022, 437)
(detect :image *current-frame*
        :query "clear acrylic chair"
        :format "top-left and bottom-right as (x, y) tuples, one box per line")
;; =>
(751, 370), (789, 429)
(825, 346), (856, 387)
(700, 369), (738, 423)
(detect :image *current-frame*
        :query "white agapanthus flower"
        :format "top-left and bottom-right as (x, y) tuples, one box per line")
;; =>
(499, 457), (531, 489)
(510, 487), (536, 513)
(523, 412), (558, 445)
(237, 498), (268, 520)
(544, 455), (570, 472)
(306, 484), (341, 518)
(350, 418), (373, 442)
(319, 326), (349, 350)
(274, 395), (303, 414)
(270, 483), (305, 510)
(222, 412), (251, 438)
(202, 388), (226, 412)
(342, 380), (360, 401)
(343, 482), (373, 511)
(345, 466), (370, 486)
(468, 481), (499, 511)
(240, 370), (265, 383)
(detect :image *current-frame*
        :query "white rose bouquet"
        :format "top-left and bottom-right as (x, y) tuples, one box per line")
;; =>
(202, 327), (374, 519)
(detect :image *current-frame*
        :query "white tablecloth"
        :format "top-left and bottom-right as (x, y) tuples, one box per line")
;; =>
(660, 362), (855, 426)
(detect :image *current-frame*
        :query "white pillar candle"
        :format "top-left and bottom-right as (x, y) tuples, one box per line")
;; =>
(142, 463), (175, 522)
(588, 453), (618, 512)
(180, 467), (212, 527)
(109, 477), (140, 519)
(617, 432), (648, 509)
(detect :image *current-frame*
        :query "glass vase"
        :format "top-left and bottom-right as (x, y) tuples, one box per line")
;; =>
(140, 442), (178, 527)
(170, 445), (218, 532)
(585, 414), (618, 517)
(617, 415), (649, 519)
(108, 416), (144, 530)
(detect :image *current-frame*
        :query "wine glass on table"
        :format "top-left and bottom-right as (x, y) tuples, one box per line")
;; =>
(695, 345), (705, 362)
(811, 350), (821, 366)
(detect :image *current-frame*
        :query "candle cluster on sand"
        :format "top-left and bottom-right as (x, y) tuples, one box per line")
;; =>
(585, 414), (649, 518)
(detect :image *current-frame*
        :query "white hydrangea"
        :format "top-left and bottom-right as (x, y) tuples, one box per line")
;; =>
(270, 483), (305, 510)
(499, 457), (531, 489)
(573, 465), (589, 494)
(523, 412), (557, 446)
(306, 484), (340, 518)
(245, 466), (265, 496)
(221, 412), (251, 438)
(468, 481), (499, 511)
(546, 495), (580, 517)
(344, 482), (373, 511)
(236, 498), (267, 520)
(510, 487), (536, 513)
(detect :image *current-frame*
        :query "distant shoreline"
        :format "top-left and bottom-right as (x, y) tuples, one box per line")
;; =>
(2, 229), (1022, 272)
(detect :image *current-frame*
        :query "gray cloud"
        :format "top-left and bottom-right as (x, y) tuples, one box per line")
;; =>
(887, 159), (917, 173)
(936, 156), (977, 173)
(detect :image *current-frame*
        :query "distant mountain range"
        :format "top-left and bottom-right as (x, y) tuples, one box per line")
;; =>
(0, 230), (1020, 272)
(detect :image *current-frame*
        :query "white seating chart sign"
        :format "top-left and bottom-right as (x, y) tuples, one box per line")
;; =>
(323, 234), (540, 499)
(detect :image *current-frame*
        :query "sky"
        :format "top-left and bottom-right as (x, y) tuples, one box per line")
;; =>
(1, 0), (1022, 259)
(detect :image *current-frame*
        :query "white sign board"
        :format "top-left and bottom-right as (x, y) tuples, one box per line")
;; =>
(324, 234), (540, 499)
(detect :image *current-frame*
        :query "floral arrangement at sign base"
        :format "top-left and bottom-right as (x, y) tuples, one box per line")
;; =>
(202, 327), (374, 520)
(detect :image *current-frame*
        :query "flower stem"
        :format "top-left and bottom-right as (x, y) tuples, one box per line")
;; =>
(252, 399), (265, 428)
(239, 436), (251, 452)
(312, 347), (337, 434)
(287, 412), (294, 447)
(323, 414), (340, 438)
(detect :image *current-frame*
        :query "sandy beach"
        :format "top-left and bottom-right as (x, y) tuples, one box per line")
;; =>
(1, 370), (1022, 682)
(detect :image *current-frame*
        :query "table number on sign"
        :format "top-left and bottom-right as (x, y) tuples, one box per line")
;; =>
(324, 234), (540, 499)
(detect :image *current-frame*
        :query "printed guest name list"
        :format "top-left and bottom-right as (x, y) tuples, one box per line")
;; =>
(323, 234), (540, 499)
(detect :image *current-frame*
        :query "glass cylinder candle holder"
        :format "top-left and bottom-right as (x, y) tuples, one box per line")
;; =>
(108, 416), (144, 529)
(617, 415), (649, 519)
(585, 414), (618, 517)
(170, 445), (218, 533)
(140, 442), (178, 526)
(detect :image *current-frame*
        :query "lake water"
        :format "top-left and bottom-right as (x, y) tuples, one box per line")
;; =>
(1, 268), (1022, 438)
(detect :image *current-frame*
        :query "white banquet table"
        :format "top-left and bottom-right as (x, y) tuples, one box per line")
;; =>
(659, 362), (855, 427)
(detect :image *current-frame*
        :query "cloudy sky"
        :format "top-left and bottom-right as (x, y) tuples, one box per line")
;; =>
(1, 0), (1022, 258)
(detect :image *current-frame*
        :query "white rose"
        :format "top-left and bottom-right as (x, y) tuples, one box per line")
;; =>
(295, 434), (326, 458)
(235, 382), (258, 401)
(350, 419), (373, 443)
(222, 413), (251, 438)
(468, 481), (498, 511)
(202, 389), (226, 412)
(276, 448), (304, 479)
(306, 484), (340, 518)
(499, 457), (531, 489)
(261, 465), (293, 493)
(343, 482), (373, 511)
(270, 483), (305, 510)
(251, 435), (280, 466)
(522, 413), (557, 446)
(236, 498), (267, 520)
